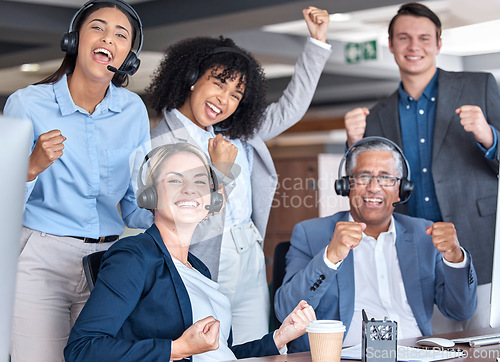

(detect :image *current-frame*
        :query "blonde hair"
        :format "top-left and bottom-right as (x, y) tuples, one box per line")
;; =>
(143, 143), (211, 193)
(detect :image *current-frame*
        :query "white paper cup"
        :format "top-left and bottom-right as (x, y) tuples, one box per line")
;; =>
(307, 320), (345, 362)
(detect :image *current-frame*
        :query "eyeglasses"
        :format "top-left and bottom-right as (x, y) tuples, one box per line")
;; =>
(349, 174), (400, 187)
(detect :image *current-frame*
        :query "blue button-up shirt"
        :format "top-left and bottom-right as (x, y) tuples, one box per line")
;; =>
(3, 74), (153, 237)
(399, 71), (441, 221)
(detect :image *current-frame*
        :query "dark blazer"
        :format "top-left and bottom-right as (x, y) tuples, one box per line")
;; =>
(364, 69), (500, 285)
(64, 225), (278, 361)
(274, 211), (477, 353)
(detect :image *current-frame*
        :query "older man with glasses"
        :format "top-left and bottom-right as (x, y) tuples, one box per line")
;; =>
(274, 137), (478, 353)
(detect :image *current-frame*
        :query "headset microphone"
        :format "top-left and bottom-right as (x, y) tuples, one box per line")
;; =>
(107, 65), (130, 76)
(214, 121), (234, 132)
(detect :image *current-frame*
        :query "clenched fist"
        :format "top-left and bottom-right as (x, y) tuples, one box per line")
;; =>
(28, 129), (66, 181)
(208, 134), (237, 177)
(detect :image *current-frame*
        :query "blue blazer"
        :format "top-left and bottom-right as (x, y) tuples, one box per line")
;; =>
(274, 212), (477, 353)
(64, 224), (278, 361)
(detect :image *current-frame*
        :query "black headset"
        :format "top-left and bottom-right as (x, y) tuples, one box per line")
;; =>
(334, 136), (414, 206)
(136, 147), (224, 215)
(186, 46), (251, 132)
(60, 0), (143, 76)
(186, 46), (252, 87)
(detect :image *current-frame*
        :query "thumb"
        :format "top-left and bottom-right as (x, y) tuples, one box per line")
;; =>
(292, 300), (309, 314)
(359, 222), (367, 232)
(362, 107), (370, 116)
(426, 225), (433, 236)
(298, 300), (310, 309)
(455, 107), (461, 114)
(202, 319), (217, 334)
(197, 316), (217, 333)
(204, 320), (220, 340)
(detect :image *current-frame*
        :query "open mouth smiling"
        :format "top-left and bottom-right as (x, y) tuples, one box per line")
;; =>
(93, 47), (113, 63)
(363, 197), (383, 204)
(175, 200), (200, 208)
(206, 102), (221, 115)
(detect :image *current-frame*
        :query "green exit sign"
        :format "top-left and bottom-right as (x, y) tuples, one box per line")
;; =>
(345, 40), (377, 64)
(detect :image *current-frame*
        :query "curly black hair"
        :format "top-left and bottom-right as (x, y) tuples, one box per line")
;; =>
(147, 36), (268, 140)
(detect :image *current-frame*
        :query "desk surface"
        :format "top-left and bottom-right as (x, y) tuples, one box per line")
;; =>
(232, 327), (500, 362)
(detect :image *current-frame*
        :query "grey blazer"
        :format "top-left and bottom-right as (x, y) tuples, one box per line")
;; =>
(365, 68), (500, 284)
(151, 39), (331, 279)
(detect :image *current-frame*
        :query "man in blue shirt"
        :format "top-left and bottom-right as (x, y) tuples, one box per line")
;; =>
(343, 2), (500, 331)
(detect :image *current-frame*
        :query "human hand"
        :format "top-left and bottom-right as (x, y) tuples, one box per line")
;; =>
(303, 6), (330, 43)
(170, 316), (220, 360)
(455, 106), (493, 149)
(426, 222), (464, 263)
(326, 221), (366, 264)
(274, 300), (316, 349)
(208, 134), (238, 177)
(28, 129), (66, 181)
(345, 107), (369, 147)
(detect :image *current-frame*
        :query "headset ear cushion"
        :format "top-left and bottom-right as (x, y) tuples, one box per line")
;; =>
(136, 186), (158, 210)
(128, 55), (140, 76)
(61, 31), (79, 55)
(399, 178), (414, 203)
(335, 176), (351, 197)
(210, 192), (224, 214)
(120, 51), (140, 76)
(186, 68), (199, 88)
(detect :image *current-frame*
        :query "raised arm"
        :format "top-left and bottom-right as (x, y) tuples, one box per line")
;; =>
(258, 8), (332, 141)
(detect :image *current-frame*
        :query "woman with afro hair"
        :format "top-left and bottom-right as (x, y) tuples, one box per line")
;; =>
(148, 6), (331, 344)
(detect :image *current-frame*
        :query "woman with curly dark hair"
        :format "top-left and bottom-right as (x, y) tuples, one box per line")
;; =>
(148, 36), (267, 140)
(148, 6), (331, 345)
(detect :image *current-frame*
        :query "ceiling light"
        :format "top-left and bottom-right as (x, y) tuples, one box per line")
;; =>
(20, 64), (40, 72)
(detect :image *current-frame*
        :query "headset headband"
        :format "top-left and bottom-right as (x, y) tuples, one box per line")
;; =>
(338, 136), (411, 181)
(68, 0), (143, 55)
(186, 45), (252, 89)
(136, 146), (223, 214)
(335, 136), (414, 206)
(208, 47), (252, 63)
(137, 149), (218, 192)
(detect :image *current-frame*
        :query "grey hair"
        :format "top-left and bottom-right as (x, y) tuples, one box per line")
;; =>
(345, 139), (404, 177)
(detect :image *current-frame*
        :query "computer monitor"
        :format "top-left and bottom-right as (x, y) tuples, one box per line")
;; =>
(491, 169), (500, 328)
(0, 116), (32, 360)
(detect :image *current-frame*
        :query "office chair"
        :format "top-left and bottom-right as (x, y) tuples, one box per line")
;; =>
(82, 250), (106, 291)
(271, 241), (291, 329)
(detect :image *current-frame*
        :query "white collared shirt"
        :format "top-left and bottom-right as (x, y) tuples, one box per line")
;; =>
(173, 259), (236, 361)
(323, 215), (468, 346)
(343, 215), (421, 346)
